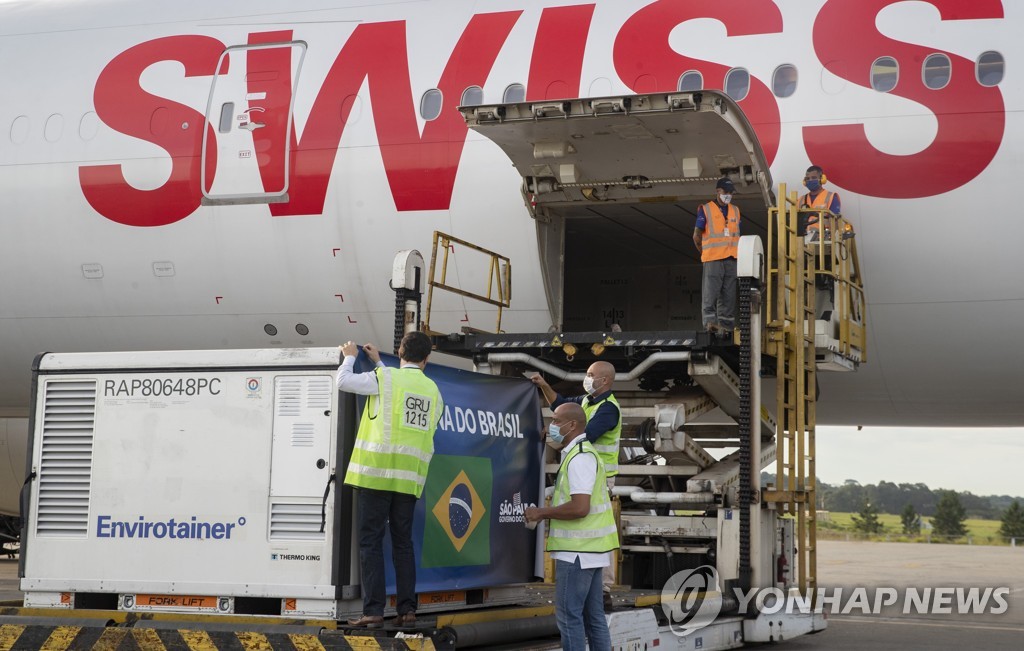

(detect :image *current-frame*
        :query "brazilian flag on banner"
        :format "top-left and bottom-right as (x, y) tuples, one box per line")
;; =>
(423, 455), (492, 568)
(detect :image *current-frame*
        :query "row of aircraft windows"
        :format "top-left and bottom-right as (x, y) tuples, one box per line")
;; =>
(422, 51), (1006, 119)
(6, 52), (1007, 143)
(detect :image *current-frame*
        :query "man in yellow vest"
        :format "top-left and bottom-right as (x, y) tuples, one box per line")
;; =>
(525, 403), (618, 651)
(530, 361), (621, 606)
(693, 177), (741, 335)
(337, 331), (443, 629)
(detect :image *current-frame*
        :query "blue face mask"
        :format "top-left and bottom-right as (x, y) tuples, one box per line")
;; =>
(806, 178), (822, 192)
(548, 422), (566, 445)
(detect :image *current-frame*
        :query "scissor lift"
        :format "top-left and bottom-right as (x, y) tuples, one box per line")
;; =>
(395, 188), (864, 644)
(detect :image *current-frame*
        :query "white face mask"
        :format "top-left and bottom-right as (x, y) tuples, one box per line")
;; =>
(720, 193), (733, 204)
(583, 376), (598, 394)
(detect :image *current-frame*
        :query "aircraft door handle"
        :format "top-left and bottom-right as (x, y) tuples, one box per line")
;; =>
(239, 106), (266, 131)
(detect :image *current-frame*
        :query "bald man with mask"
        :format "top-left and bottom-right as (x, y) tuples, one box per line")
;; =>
(531, 361), (621, 607)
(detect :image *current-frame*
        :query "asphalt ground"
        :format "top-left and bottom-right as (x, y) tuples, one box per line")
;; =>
(1, 541), (1022, 649)
(777, 540), (1024, 650)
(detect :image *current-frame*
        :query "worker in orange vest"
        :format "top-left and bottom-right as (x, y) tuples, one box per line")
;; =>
(693, 178), (740, 334)
(801, 165), (842, 241)
(801, 165), (855, 322)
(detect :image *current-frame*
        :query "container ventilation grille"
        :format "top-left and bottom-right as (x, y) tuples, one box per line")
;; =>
(269, 502), (325, 541)
(36, 380), (97, 537)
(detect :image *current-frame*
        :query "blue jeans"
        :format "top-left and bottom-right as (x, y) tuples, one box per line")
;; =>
(356, 487), (418, 617)
(555, 558), (611, 651)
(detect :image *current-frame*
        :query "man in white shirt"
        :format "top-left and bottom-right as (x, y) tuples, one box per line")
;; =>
(525, 403), (616, 651)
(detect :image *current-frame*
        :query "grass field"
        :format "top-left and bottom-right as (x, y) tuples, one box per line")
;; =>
(817, 511), (1014, 545)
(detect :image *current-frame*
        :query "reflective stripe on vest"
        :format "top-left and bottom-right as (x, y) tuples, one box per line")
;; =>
(701, 202), (740, 262)
(343, 366), (442, 498)
(546, 440), (620, 554)
(582, 394), (622, 477)
(802, 191), (834, 232)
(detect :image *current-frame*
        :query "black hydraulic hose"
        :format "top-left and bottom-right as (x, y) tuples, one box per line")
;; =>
(320, 473), (336, 533)
(737, 275), (754, 595)
(19, 471), (36, 524)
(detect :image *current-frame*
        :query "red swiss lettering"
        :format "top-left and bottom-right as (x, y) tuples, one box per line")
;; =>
(612, 0), (783, 164)
(272, 12), (521, 216)
(79, 36), (226, 227)
(527, 5), (596, 101)
(804, 0), (1005, 198)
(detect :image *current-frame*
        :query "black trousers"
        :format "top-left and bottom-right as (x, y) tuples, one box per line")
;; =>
(356, 487), (418, 616)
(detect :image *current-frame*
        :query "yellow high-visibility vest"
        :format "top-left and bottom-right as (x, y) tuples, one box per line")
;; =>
(582, 394), (621, 477)
(546, 439), (620, 554)
(344, 366), (442, 498)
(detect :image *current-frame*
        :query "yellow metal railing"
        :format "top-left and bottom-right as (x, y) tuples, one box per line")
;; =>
(765, 184), (819, 598)
(767, 188), (867, 362)
(423, 231), (512, 334)
(805, 210), (868, 361)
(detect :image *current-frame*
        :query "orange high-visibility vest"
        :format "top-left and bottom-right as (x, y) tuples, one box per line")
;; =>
(802, 191), (835, 233)
(700, 202), (740, 262)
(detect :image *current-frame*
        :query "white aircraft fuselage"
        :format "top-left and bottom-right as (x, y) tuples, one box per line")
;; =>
(2, 0), (1022, 438)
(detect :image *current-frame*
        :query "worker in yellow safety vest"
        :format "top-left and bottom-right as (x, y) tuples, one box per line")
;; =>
(526, 403), (618, 651)
(693, 177), (741, 335)
(337, 331), (443, 629)
(531, 361), (621, 608)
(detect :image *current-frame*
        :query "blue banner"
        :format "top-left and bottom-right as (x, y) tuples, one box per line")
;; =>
(352, 352), (544, 593)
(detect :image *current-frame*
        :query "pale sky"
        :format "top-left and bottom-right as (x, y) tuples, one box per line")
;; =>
(814, 426), (1024, 497)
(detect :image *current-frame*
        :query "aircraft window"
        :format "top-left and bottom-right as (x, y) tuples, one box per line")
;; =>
(724, 68), (750, 101)
(264, 324), (278, 336)
(44, 114), (64, 143)
(677, 70), (703, 92)
(976, 51), (1004, 87)
(923, 53), (951, 90)
(9, 116), (29, 145)
(420, 89), (443, 121)
(79, 112), (99, 141)
(871, 56), (898, 92)
(772, 64), (798, 98)
(461, 85), (484, 107)
(503, 83), (525, 103)
(295, 323), (309, 336)
(151, 107), (168, 136)
(218, 102), (234, 133)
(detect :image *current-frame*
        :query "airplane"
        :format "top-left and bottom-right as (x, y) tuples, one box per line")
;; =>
(1, 0), (1021, 517)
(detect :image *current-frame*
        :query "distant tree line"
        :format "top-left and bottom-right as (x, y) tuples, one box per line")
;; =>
(762, 474), (1024, 541)
(760, 473), (1020, 519)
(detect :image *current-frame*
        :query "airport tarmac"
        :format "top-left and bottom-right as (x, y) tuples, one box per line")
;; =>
(791, 539), (1024, 650)
(1, 541), (1022, 649)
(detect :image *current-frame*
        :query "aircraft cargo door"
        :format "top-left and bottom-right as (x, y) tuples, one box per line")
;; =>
(201, 40), (306, 205)
(459, 92), (775, 330)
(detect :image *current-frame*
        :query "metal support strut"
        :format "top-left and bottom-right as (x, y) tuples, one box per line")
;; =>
(738, 273), (753, 594)
(736, 235), (765, 596)
(391, 250), (425, 353)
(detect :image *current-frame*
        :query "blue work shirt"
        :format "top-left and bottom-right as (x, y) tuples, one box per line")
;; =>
(552, 390), (620, 445)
